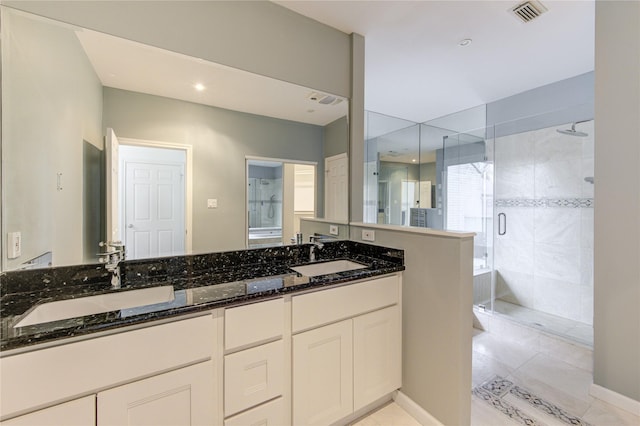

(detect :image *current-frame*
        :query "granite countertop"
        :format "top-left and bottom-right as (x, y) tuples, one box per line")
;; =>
(0, 241), (404, 353)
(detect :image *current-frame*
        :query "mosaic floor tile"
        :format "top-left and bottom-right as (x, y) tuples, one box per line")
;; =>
(473, 376), (592, 426)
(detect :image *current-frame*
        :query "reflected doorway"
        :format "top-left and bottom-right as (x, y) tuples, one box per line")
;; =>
(119, 145), (187, 260)
(246, 158), (316, 248)
(108, 132), (193, 261)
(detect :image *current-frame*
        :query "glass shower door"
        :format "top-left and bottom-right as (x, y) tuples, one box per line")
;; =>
(491, 112), (595, 346)
(442, 131), (494, 310)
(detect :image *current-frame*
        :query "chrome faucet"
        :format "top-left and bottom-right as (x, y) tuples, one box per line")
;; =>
(309, 235), (324, 262)
(98, 241), (125, 289)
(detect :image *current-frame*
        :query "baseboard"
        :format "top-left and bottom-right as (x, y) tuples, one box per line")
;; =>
(590, 383), (640, 416)
(393, 390), (444, 425)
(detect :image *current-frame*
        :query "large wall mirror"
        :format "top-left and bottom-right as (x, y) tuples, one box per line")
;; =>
(1, 6), (349, 271)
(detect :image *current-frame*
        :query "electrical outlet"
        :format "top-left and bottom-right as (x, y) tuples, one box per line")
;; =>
(207, 199), (218, 209)
(329, 225), (339, 235)
(8, 232), (21, 259)
(362, 229), (375, 242)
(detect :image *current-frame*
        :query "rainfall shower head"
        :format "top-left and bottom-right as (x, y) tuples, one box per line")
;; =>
(557, 122), (589, 137)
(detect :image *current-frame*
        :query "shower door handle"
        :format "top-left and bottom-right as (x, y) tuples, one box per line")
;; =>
(498, 213), (507, 236)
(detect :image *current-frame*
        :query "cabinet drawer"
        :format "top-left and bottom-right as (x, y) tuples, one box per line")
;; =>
(225, 298), (284, 351)
(1, 396), (95, 426)
(224, 397), (284, 426)
(292, 275), (399, 332)
(0, 314), (215, 419)
(224, 340), (284, 416)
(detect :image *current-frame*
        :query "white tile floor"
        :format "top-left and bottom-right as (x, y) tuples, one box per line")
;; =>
(471, 328), (640, 426)
(492, 299), (594, 347)
(356, 323), (639, 426)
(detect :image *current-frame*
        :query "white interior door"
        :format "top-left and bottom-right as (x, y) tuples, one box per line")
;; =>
(105, 128), (120, 243)
(324, 154), (348, 221)
(123, 154), (185, 260)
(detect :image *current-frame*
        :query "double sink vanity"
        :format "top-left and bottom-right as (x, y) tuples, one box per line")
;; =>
(0, 240), (404, 425)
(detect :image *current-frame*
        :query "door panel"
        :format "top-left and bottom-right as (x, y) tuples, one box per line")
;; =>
(292, 320), (353, 426)
(324, 154), (348, 221)
(97, 362), (214, 426)
(124, 161), (185, 259)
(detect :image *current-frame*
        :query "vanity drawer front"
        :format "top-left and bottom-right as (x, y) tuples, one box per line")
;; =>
(292, 274), (400, 333)
(224, 340), (284, 416)
(224, 397), (284, 426)
(225, 298), (284, 351)
(0, 314), (215, 419)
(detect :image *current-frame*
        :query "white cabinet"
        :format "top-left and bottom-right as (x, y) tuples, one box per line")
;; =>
(97, 361), (214, 426)
(224, 340), (284, 416)
(0, 314), (216, 419)
(223, 298), (285, 421)
(292, 274), (402, 425)
(224, 397), (284, 426)
(225, 298), (284, 351)
(1, 396), (95, 426)
(2, 273), (401, 426)
(292, 319), (353, 426)
(353, 305), (402, 411)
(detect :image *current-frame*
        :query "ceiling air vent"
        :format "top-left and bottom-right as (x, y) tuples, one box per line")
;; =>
(308, 92), (344, 106)
(511, 1), (547, 23)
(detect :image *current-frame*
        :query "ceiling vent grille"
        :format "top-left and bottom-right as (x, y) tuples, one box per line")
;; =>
(511, 1), (547, 23)
(308, 92), (344, 106)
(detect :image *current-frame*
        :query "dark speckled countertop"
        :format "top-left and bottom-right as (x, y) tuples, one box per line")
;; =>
(0, 241), (404, 353)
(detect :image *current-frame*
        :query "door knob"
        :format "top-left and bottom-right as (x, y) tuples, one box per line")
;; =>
(128, 224), (134, 228)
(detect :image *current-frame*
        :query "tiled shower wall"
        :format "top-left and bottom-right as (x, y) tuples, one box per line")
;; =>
(491, 121), (594, 325)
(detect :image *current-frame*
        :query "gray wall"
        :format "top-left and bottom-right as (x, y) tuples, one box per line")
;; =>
(2, 8), (103, 270)
(3, 1), (352, 99)
(324, 116), (349, 158)
(487, 72), (594, 138)
(350, 225), (474, 425)
(593, 1), (640, 402)
(103, 88), (325, 253)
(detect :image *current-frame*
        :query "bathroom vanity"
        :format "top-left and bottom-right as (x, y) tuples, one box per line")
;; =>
(0, 241), (404, 425)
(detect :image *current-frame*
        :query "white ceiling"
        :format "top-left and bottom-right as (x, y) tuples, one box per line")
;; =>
(275, 0), (595, 124)
(75, 28), (348, 126)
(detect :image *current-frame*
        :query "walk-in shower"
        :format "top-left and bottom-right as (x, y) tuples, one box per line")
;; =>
(363, 108), (595, 346)
(481, 114), (594, 347)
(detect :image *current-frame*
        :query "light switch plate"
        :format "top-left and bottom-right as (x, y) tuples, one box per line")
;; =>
(362, 229), (375, 242)
(8, 232), (21, 259)
(207, 199), (218, 209)
(329, 225), (339, 235)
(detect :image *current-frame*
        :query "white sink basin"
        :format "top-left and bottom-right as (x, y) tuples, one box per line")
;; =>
(291, 260), (367, 277)
(14, 285), (175, 328)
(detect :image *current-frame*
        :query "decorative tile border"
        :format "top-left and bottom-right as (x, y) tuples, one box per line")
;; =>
(473, 386), (543, 426)
(495, 198), (594, 208)
(473, 376), (592, 426)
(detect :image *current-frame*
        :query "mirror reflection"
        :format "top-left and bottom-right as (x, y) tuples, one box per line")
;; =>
(246, 158), (317, 248)
(1, 7), (349, 270)
(364, 109), (486, 230)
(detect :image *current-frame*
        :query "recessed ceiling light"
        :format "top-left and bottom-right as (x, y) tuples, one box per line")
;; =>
(193, 83), (206, 92)
(412, 159), (417, 163)
(458, 38), (473, 47)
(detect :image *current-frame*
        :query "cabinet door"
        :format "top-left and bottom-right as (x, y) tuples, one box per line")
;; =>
(353, 305), (402, 411)
(1, 396), (95, 426)
(97, 361), (214, 426)
(292, 319), (353, 426)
